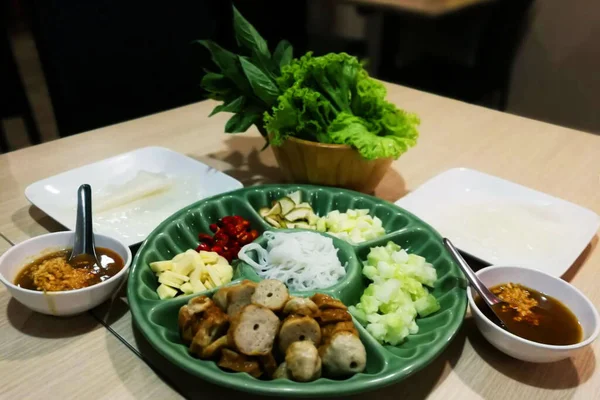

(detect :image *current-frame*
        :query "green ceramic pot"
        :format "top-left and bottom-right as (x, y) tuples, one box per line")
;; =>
(128, 184), (467, 397)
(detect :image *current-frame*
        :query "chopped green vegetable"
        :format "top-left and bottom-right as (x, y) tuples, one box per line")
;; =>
(199, 9), (419, 161)
(265, 52), (420, 160)
(320, 209), (385, 243)
(348, 241), (439, 345)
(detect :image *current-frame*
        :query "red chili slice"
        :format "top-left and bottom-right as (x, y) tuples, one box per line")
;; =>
(196, 215), (257, 261)
(196, 242), (210, 252)
(198, 233), (213, 244)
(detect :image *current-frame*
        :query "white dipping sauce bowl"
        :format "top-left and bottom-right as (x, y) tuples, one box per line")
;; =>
(468, 266), (599, 363)
(0, 231), (131, 316)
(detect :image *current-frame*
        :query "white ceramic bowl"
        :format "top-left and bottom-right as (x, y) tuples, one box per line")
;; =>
(0, 231), (131, 316)
(468, 266), (600, 363)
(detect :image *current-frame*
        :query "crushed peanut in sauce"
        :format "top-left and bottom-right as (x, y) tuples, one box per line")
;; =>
(15, 248), (124, 292)
(492, 283), (540, 325)
(32, 256), (94, 291)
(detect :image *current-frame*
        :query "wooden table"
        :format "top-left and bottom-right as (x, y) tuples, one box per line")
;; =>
(0, 83), (599, 399)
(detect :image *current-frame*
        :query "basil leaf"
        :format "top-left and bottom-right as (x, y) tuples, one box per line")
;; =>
(251, 49), (278, 81)
(232, 6), (270, 59)
(201, 72), (233, 94)
(196, 40), (252, 95)
(239, 57), (279, 105)
(273, 40), (293, 69)
(224, 111), (260, 133)
(209, 96), (245, 117)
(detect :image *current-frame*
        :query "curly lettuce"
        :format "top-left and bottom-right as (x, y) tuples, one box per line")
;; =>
(264, 53), (419, 160)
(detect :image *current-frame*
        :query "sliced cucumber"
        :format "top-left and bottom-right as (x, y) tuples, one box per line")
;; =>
(265, 202), (282, 217)
(308, 212), (319, 226)
(295, 202), (312, 209)
(316, 218), (327, 232)
(284, 208), (311, 222)
(265, 216), (281, 228)
(274, 216), (288, 228)
(294, 222), (310, 229)
(278, 197), (296, 215)
(259, 207), (270, 217)
(288, 190), (302, 205)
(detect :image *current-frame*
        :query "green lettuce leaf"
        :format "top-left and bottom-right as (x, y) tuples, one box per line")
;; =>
(265, 52), (420, 160)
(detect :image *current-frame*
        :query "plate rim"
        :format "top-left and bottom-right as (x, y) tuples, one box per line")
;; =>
(128, 183), (468, 397)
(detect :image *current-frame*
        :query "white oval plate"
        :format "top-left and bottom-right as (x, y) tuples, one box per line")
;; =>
(395, 168), (599, 277)
(25, 146), (243, 247)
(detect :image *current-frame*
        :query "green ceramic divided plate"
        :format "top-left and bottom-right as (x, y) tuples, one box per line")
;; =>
(128, 184), (467, 397)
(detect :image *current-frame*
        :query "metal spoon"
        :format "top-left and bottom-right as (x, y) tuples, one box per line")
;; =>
(443, 238), (508, 330)
(69, 184), (102, 268)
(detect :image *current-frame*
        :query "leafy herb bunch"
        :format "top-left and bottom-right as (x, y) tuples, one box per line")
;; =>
(199, 7), (291, 138)
(200, 7), (420, 161)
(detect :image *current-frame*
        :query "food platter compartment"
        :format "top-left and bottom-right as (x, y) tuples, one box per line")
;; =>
(351, 229), (467, 364)
(234, 228), (363, 305)
(145, 287), (394, 395)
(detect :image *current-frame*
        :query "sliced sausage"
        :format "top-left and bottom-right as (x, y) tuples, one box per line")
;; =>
(213, 286), (230, 311)
(316, 308), (352, 325)
(273, 362), (292, 380)
(187, 295), (213, 314)
(319, 331), (366, 377)
(258, 352), (278, 378)
(311, 293), (347, 310)
(285, 341), (322, 382)
(228, 304), (280, 356)
(282, 297), (319, 317)
(178, 305), (200, 343)
(226, 280), (257, 316)
(278, 315), (322, 353)
(199, 335), (229, 359)
(251, 279), (289, 312)
(321, 321), (358, 343)
(179, 296), (214, 343)
(218, 349), (263, 378)
(189, 304), (229, 356)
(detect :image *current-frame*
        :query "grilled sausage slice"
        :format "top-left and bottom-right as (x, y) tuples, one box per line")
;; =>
(218, 349), (262, 378)
(228, 304), (280, 356)
(285, 341), (322, 382)
(251, 279), (289, 312)
(316, 308), (353, 325)
(278, 315), (322, 353)
(199, 335), (229, 359)
(321, 321), (358, 343)
(226, 280), (257, 316)
(282, 297), (319, 317)
(189, 304), (229, 357)
(319, 331), (366, 377)
(311, 293), (347, 310)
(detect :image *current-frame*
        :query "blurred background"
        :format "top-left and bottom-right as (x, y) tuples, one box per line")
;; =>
(1, 0), (599, 153)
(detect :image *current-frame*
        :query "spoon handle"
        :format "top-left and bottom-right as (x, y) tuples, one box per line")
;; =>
(443, 238), (502, 307)
(72, 184), (97, 258)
